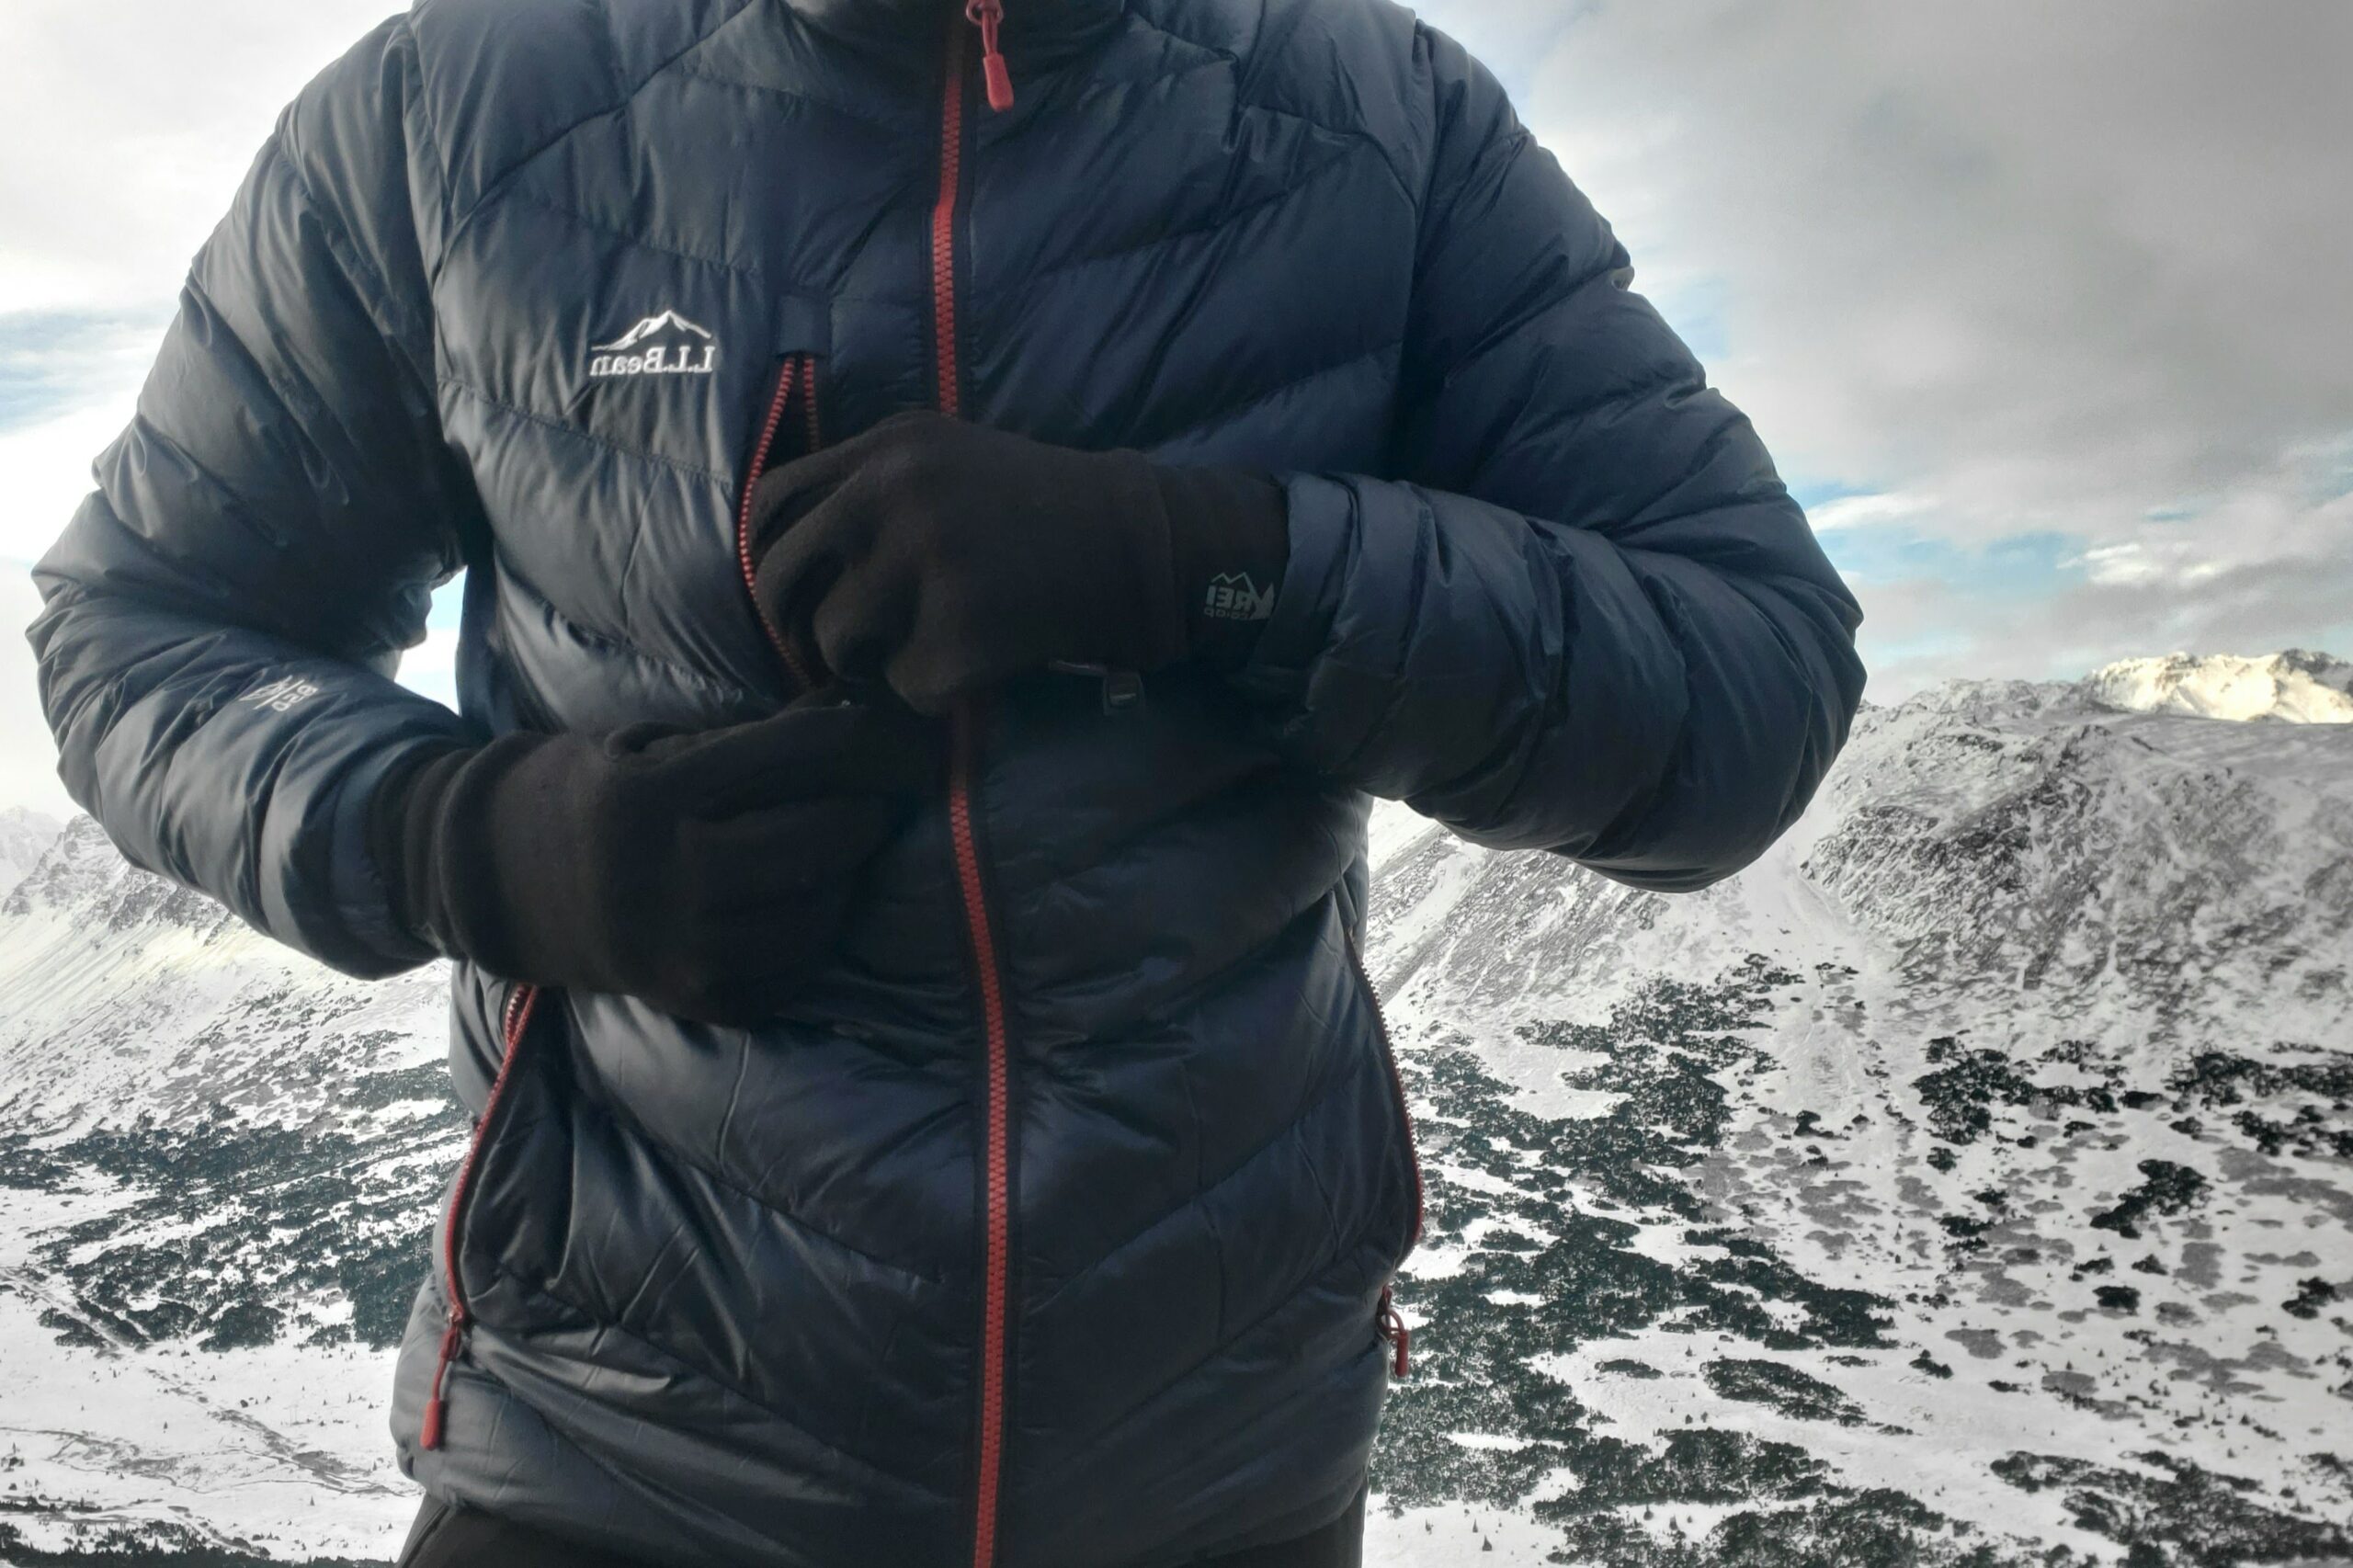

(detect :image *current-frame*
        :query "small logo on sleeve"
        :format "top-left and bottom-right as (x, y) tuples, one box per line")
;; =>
(587, 311), (719, 379)
(241, 675), (321, 713)
(1202, 572), (1274, 621)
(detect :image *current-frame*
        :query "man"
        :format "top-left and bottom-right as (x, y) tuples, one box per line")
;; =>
(28, 0), (1865, 1562)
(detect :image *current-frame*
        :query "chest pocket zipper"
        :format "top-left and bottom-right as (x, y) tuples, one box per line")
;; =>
(737, 351), (824, 695)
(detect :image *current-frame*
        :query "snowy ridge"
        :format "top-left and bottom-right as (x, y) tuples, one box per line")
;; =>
(1368, 654), (2353, 1050)
(2080, 649), (2353, 723)
(0, 816), (450, 1133)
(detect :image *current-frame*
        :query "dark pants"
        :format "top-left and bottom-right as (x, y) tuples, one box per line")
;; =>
(396, 1483), (1369, 1568)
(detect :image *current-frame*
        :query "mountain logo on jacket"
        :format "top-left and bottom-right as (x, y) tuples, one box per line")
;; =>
(1202, 572), (1275, 621)
(587, 311), (718, 379)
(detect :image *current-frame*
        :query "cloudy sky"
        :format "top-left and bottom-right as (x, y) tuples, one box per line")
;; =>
(4, 1), (2349, 814)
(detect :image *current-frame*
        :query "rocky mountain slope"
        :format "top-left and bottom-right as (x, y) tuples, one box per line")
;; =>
(1363, 655), (2352, 1565)
(0, 818), (458, 1563)
(0, 654), (2347, 1565)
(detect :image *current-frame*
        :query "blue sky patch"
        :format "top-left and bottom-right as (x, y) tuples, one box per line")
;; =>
(1819, 526), (2082, 601)
(0, 307), (168, 437)
(1788, 476), (1881, 512)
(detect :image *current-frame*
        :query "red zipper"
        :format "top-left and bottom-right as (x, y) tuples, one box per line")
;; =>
(929, 31), (968, 415)
(801, 354), (824, 455)
(935, 11), (1017, 1565)
(421, 982), (542, 1449)
(950, 704), (1015, 1568)
(737, 353), (817, 692)
(1345, 927), (1422, 1376)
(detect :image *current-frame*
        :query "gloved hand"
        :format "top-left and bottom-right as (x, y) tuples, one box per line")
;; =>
(369, 692), (941, 1025)
(745, 410), (1289, 713)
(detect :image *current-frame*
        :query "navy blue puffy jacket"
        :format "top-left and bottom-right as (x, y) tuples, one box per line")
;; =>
(28, 0), (1864, 1562)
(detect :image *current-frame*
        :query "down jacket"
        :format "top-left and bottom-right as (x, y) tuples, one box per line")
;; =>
(28, 0), (1865, 1562)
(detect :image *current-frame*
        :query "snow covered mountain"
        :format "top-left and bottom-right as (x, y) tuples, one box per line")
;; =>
(2080, 649), (2353, 723)
(1362, 656), (2353, 1565)
(1, 655), (2347, 1565)
(0, 816), (459, 1562)
(0, 806), (61, 900)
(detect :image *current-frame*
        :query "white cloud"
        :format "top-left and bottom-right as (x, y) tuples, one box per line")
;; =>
(1520, 3), (2353, 517)
(0, 400), (141, 563)
(1805, 491), (1941, 534)
(0, 0), (398, 312)
(1415, 0), (2353, 683)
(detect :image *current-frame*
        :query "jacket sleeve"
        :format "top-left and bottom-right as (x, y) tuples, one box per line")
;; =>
(1228, 24), (1866, 892)
(25, 18), (481, 976)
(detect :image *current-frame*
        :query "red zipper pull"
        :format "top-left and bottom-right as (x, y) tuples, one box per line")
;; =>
(966, 0), (1015, 111)
(1377, 1285), (1412, 1378)
(420, 1313), (467, 1449)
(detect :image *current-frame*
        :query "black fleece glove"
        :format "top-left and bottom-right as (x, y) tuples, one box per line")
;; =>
(369, 693), (941, 1026)
(746, 410), (1289, 714)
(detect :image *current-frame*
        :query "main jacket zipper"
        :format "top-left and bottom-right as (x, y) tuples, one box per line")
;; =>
(720, 21), (1018, 1551)
(936, 10), (1019, 1566)
(421, 981), (542, 1450)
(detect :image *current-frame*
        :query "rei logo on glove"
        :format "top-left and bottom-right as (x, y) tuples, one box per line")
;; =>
(587, 311), (719, 380)
(1202, 572), (1274, 621)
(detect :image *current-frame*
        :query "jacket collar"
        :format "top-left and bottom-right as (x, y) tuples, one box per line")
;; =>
(779, 0), (1129, 72)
